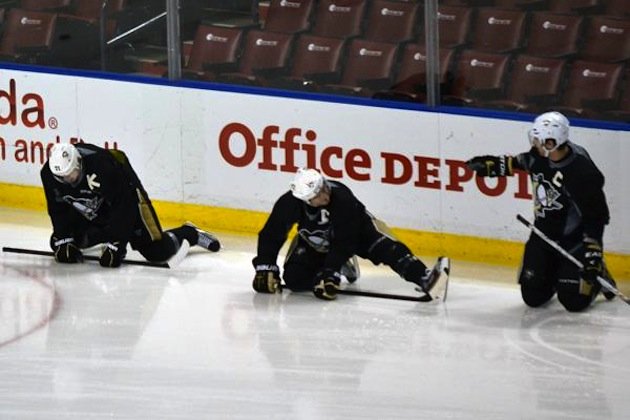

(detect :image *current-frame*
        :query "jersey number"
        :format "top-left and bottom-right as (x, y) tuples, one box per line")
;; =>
(319, 209), (330, 225)
(552, 171), (563, 188)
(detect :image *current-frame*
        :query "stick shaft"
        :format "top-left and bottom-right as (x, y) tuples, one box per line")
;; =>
(516, 214), (628, 304)
(281, 284), (430, 302)
(517, 214), (584, 268)
(337, 288), (431, 302)
(2, 246), (169, 268)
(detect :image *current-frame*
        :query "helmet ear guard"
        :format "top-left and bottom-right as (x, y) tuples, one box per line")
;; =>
(290, 168), (325, 201)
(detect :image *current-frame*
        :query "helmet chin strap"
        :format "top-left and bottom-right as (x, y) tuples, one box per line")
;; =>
(541, 144), (551, 158)
(530, 135), (560, 158)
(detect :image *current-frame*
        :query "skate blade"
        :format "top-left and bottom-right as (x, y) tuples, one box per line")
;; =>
(427, 257), (450, 302)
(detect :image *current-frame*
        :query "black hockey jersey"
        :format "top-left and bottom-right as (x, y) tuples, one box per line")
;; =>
(514, 142), (609, 243)
(41, 143), (145, 244)
(255, 180), (373, 271)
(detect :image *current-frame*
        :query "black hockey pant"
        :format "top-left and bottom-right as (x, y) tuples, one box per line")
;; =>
(58, 189), (198, 263)
(283, 223), (428, 291)
(519, 235), (600, 312)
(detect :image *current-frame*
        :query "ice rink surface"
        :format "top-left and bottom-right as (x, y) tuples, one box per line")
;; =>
(1, 208), (629, 420)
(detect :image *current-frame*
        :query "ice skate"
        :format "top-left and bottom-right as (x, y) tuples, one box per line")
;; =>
(340, 255), (360, 284)
(184, 222), (221, 252)
(417, 257), (450, 301)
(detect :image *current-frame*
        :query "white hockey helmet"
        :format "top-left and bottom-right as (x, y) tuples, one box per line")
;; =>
(49, 143), (81, 178)
(290, 168), (325, 201)
(528, 111), (570, 152)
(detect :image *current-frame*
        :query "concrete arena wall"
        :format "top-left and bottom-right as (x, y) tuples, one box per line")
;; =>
(0, 67), (628, 278)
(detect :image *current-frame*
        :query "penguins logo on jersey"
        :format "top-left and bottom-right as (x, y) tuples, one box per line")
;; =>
(300, 208), (332, 252)
(298, 228), (331, 253)
(532, 173), (563, 218)
(62, 195), (105, 221)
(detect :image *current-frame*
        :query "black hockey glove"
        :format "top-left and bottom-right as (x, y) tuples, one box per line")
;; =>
(52, 237), (83, 264)
(466, 155), (513, 177)
(99, 241), (127, 268)
(252, 264), (281, 293)
(313, 268), (341, 301)
(581, 238), (603, 286)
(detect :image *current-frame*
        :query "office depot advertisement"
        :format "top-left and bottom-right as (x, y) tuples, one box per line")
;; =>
(1, 68), (628, 254)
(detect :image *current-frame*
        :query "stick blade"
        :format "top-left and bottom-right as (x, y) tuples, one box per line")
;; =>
(166, 239), (190, 268)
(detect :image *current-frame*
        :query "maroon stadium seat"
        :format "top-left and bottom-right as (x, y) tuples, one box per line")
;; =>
(524, 12), (584, 58)
(469, 7), (527, 53)
(483, 54), (567, 111)
(363, 0), (421, 43)
(310, 0), (367, 39)
(553, 60), (623, 117)
(579, 15), (630, 63)
(263, 0), (314, 33)
(319, 38), (399, 96)
(215, 29), (295, 86)
(269, 34), (346, 90)
(443, 49), (511, 105)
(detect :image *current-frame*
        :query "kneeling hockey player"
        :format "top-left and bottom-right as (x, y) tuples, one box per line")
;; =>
(41, 142), (220, 268)
(251, 168), (450, 301)
(466, 111), (615, 312)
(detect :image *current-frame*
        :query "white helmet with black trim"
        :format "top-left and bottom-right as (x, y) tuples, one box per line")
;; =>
(290, 168), (325, 201)
(528, 111), (570, 153)
(49, 143), (81, 178)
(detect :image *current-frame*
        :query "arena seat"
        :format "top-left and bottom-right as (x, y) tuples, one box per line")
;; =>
(482, 54), (566, 111)
(182, 24), (245, 80)
(440, 0), (494, 6)
(601, 0), (630, 17)
(493, 0), (549, 10)
(442, 49), (511, 105)
(268, 33), (346, 91)
(309, 0), (367, 39)
(524, 12), (584, 58)
(0, 8), (57, 63)
(552, 60), (623, 117)
(373, 44), (456, 103)
(548, 0), (602, 15)
(578, 15), (630, 63)
(263, 0), (314, 34)
(70, 0), (127, 38)
(215, 29), (294, 86)
(435, 5), (473, 50)
(469, 7), (527, 54)
(318, 38), (399, 97)
(19, 0), (71, 12)
(362, 0), (421, 44)
(601, 70), (630, 121)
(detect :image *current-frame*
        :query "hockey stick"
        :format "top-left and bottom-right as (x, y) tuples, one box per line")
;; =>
(280, 284), (433, 302)
(2, 246), (170, 269)
(516, 214), (629, 305)
(337, 288), (433, 302)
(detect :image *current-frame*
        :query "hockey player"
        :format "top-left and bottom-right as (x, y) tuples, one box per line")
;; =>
(466, 111), (615, 312)
(251, 168), (449, 301)
(41, 142), (220, 268)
